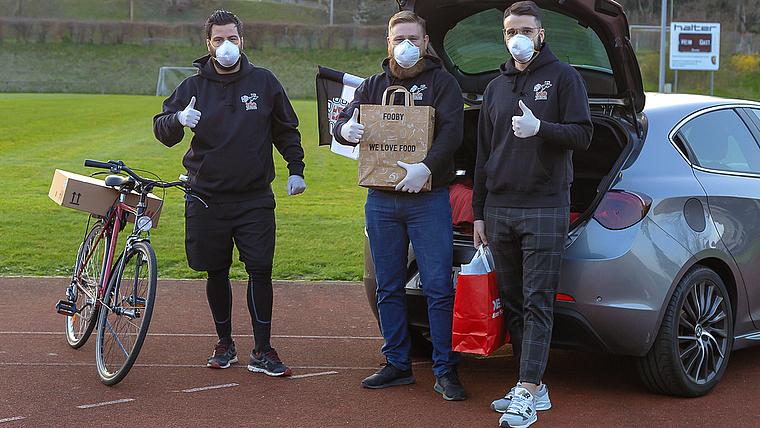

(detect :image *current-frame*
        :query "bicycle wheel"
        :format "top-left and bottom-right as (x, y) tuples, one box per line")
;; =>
(65, 219), (107, 348)
(95, 241), (157, 386)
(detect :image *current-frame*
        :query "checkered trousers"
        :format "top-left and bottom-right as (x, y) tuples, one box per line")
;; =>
(484, 205), (569, 384)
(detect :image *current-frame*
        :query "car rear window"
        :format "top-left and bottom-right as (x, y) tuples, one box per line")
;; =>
(443, 8), (611, 75)
(681, 109), (760, 174)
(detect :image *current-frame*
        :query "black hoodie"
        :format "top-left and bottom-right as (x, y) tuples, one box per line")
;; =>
(333, 55), (463, 190)
(472, 44), (592, 219)
(153, 54), (305, 203)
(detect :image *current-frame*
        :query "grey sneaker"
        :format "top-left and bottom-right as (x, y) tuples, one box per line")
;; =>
(491, 382), (551, 412)
(247, 348), (292, 376)
(498, 387), (537, 428)
(207, 340), (238, 369)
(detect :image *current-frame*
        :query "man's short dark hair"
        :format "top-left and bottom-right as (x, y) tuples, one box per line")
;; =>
(205, 10), (243, 39)
(504, 1), (542, 26)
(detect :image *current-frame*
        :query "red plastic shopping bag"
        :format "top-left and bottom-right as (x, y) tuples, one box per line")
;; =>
(452, 246), (509, 355)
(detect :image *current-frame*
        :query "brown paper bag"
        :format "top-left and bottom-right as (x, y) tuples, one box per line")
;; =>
(358, 85), (435, 191)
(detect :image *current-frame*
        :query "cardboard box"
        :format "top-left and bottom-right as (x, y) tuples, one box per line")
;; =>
(358, 86), (434, 191)
(49, 169), (163, 227)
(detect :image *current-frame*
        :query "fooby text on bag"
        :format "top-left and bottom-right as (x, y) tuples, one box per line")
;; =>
(452, 245), (509, 355)
(358, 85), (434, 191)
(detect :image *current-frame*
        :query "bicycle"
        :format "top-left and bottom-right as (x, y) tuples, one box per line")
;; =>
(56, 159), (196, 385)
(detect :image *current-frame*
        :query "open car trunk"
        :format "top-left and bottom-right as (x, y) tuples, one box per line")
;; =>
(454, 106), (635, 234)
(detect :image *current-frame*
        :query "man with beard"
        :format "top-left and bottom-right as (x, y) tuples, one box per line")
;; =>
(472, 2), (592, 427)
(153, 10), (306, 376)
(333, 10), (465, 401)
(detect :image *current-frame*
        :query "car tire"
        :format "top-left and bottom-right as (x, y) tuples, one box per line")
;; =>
(636, 265), (733, 397)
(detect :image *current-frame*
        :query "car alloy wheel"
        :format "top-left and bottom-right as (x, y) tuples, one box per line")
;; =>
(636, 265), (733, 397)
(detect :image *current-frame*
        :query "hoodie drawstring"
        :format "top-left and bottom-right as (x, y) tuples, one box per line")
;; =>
(222, 81), (237, 113)
(514, 69), (530, 97)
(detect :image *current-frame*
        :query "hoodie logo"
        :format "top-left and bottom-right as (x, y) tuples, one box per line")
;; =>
(410, 84), (427, 101)
(533, 81), (551, 101)
(241, 93), (258, 110)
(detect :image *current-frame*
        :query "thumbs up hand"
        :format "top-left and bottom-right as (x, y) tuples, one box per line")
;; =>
(511, 99), (540, 138)
(340, 108), (365, 143)
(178, 96), (201, 128)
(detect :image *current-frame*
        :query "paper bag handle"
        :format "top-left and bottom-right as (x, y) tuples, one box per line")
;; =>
(381, 85), (414, 107)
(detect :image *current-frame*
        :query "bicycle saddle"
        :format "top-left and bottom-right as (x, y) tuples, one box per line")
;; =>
(105, 175), (134, 188)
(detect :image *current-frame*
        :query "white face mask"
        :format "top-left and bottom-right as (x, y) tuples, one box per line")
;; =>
(393, 39), (421, 69)
(214, 40), (240, 68)
(507, 34), (538, 64)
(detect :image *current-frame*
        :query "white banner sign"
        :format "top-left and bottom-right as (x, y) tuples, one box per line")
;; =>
(669, 22), (720, 71)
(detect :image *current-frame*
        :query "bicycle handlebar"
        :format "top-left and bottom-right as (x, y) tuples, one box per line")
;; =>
(84, 159), (186, 190)
(84, 159), (114, 169)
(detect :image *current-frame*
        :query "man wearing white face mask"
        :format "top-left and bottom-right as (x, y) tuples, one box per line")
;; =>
(472, 2), (592, 427)
(333, 11), (465, 401)
(153, 10), (305, 377)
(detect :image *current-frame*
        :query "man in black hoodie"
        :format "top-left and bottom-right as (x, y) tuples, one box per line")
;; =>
(472, 2), (592, 427)
(153, 10), (305, 377)
(333, 10), (466, 401)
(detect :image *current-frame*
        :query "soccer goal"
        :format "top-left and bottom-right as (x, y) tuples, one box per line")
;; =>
(155, 67), (197, 97)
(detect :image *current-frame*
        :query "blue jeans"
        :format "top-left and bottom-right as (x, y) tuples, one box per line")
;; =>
(365, 188), (461, 377)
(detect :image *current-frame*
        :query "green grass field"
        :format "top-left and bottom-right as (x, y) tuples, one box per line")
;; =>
(0, 93), (367, 281)
(0, 0), (398, 25)
(2, 0), (328, 24)
(0, 43), (388, 100)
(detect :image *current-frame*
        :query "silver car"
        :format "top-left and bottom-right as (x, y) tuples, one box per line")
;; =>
(347, 0), (760, 397)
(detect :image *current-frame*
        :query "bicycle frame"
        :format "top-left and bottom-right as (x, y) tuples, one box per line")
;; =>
(71, 186), (152, 313)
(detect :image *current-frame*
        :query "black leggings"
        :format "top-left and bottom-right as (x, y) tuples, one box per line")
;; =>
(206, 265), (274, 352)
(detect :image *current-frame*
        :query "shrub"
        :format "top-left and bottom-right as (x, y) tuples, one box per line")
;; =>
(731, 53), (760, 74)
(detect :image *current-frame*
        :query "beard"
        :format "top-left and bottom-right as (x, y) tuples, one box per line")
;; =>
(388, 43), (428, 80)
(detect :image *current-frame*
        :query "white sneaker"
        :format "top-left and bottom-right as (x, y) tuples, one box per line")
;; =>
(491, 382), (551, 413)
(498, 387), (537, 428)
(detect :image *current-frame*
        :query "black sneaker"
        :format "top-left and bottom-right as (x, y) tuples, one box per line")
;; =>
(361, 362), (415, 389)
(247, 348), (292, 376)
(207, 340), (238, 369)
(434, 366), (467, 401)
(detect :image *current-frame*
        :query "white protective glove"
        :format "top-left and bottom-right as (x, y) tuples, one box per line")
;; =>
(286, 175), (306, 196)
(177, 96), (201, 128)
(340, 108), (364, 143)
(395, 161), (431, 193)
(512, 99), (540, 138)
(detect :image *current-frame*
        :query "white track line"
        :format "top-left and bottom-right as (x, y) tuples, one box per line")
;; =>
(0, 332), (383, 340)
(0, 417), (24, 423)
(76, 398), (135, 409)
(182, 383), (239, 393)
(289, 371), (339, 379)
(0, 362), (392, 370)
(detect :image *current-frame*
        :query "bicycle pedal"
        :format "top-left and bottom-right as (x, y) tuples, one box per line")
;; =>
(126, 296), (147, 308)
(56, 299), (78, 316)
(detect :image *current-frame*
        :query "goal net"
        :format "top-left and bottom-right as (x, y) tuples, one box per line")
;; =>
(155, 67), (197, 97)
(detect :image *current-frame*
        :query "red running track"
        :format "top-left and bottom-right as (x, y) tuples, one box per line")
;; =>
(1, 277), (759, 427)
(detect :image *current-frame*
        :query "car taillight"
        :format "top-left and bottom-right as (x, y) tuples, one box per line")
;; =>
(593, 190), (651, 230)
(556, 293), (575, 302)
